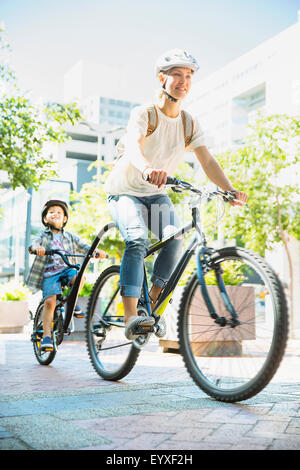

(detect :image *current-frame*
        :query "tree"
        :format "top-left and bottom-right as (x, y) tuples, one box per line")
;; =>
(0, 25), (82, 190)
(216, 112), (300, 336)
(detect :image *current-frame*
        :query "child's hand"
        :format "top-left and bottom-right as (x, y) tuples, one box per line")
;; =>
(94, 249), (108, 259)
(35, 246), (46, 256)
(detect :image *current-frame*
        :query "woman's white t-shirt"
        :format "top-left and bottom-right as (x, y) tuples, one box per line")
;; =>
(104, 105), (206, 197)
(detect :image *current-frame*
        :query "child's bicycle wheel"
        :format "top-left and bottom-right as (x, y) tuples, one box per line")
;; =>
(32, 302), (57, 366)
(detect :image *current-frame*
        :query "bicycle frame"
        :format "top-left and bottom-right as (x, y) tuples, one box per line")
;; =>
(66, 179), (238, 332)
(63, 223), (115, 332)
(145, 222), (199, 318)
(138, 189), (239, 326)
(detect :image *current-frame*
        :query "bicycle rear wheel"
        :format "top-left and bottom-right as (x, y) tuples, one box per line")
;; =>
(178, 247), (288, 402)
(32, 302), (57, 366)
(86, 265), (140, 380)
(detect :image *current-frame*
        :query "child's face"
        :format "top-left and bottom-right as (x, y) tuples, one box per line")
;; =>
(43, 206), (67, 229)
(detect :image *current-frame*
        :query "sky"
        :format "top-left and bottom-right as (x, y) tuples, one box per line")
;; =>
(1, 0), (300, 103)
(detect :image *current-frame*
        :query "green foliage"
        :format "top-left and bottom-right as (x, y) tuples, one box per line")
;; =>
(62, 282), (93, 297)
(215, 112), (300, 255)
(78, 282), (94, 297)
(0, 26), (82, 190)
(0, 281), (31, 301)
(205, 262), (246, 286)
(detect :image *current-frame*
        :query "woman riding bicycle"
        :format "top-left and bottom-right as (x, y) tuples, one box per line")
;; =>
(104, 48), (247, 340)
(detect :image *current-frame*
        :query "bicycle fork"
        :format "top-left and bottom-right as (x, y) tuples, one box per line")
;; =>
(196, 247), (240, 328)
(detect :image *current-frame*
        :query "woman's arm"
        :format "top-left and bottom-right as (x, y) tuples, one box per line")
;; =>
(194, 146), (247, 206)
(127, 134), (167, 188)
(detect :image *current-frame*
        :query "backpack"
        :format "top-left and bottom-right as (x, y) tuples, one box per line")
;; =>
(116, 104), (194, 157)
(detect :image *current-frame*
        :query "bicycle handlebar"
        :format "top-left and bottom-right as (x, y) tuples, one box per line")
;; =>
(165, 176), (238, 203)
(30, 248), (107, 270)
(30, 249), (84, 269)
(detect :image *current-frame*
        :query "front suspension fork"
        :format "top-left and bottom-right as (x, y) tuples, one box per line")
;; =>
(196, 247), (239, 327)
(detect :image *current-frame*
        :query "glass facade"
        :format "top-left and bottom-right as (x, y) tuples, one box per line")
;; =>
(99, 97), (139, 127)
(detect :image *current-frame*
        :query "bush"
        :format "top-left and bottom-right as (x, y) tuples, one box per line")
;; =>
(0, 281), (31, 301)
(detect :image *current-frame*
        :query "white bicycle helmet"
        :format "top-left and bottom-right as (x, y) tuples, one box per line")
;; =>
(155, 48), (199, 76)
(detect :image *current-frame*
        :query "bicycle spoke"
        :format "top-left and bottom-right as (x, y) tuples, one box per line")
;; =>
(86, 265), (140, 381)
(178, 247), (288, 402)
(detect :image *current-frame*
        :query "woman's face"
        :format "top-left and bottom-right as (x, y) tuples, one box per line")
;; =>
(160, 67), (193, 100)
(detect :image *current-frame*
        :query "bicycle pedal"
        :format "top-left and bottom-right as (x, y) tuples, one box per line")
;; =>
(135, 325), (154, 335)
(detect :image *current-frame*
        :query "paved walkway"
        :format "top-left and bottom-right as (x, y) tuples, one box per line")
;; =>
(1, 324), (300, 451)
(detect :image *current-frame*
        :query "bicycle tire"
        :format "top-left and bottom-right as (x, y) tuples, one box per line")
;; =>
(178, 247), (288, 402)
(32, 302), (57, 366)
(86, 265), (140, 381)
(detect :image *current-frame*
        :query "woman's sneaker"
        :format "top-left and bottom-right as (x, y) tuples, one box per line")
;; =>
(40, 336), (53, 352)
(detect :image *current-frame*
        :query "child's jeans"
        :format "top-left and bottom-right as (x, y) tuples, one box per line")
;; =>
(42, 268), (77, 300)
(108, 194), (183, 298)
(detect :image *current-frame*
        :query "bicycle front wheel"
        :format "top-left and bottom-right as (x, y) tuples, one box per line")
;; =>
(86, 265), (140, 381)
(178, 247), (288, 402)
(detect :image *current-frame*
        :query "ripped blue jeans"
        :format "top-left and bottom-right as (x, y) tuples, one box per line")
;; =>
(107, 194), (183, 298)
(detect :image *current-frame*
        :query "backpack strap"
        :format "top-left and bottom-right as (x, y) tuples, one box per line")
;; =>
(145, 105), (194, 147)
(146, 105), (158, 137)
(181, 110), (194, 147)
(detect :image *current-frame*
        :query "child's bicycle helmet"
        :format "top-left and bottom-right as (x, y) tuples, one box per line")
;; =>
(42, 200), (69, 227)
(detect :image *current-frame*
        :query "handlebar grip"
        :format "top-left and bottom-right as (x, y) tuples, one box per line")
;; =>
(145, 174), (179, 185)
(30, 249), (55, 255)
(166, 176), (179, 185)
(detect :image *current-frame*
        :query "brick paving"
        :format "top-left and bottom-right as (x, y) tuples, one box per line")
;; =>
(1, 323), (300, 451)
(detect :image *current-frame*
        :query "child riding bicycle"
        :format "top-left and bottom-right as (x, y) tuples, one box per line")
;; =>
(26, 199), (106, 352)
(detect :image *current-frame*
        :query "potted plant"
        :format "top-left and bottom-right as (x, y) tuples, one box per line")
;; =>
(160, 261), (255, 356)
(0, 281), (32, 333)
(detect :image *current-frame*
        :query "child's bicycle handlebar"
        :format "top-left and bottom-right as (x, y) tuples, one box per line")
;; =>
(31, 249), (107, 270)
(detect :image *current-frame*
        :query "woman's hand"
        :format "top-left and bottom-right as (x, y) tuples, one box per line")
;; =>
(143, 168), (168, 189)
(230, 190), (248, 206)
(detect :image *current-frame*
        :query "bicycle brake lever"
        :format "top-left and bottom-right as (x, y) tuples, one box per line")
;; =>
(171, 186), (182, 193)
(222, 191), (236, 202)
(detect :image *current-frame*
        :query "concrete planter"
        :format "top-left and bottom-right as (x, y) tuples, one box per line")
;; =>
(0, 301), (31, 333)
(159, 285), (255, 356)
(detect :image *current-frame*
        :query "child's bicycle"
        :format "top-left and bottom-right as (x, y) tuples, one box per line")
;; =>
(85, 177), (288, 403)
(31, 235), (108, 365)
